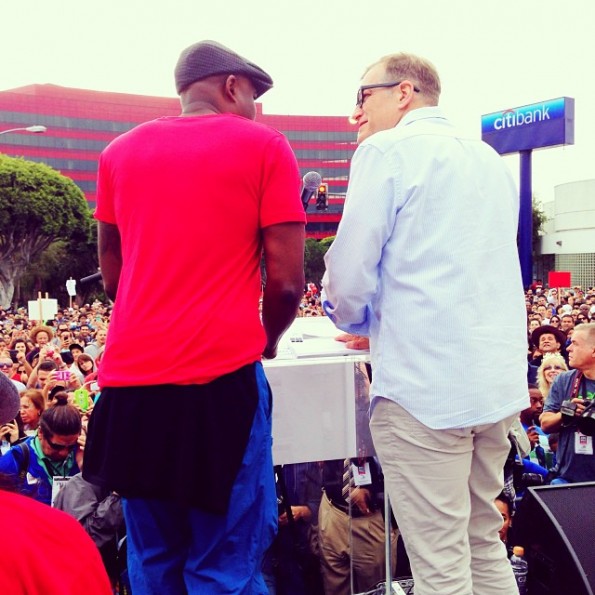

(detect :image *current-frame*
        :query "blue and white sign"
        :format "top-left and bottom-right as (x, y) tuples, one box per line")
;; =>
(481, 97), (574, 155)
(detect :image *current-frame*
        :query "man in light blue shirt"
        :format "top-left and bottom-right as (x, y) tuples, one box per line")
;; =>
(322, 53), (528, 595)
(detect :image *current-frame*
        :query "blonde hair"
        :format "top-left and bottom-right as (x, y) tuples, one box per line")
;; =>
(366, 52), (441, 105)
(537, 353), (568, 398)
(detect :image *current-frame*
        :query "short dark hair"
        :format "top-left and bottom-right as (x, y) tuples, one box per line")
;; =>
(38, 360), (58, 373)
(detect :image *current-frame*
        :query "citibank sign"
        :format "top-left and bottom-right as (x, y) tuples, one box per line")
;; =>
(481, 97), (574, 155)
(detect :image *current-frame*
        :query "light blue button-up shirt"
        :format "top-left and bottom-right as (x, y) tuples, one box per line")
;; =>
(322, 107), (529, 429)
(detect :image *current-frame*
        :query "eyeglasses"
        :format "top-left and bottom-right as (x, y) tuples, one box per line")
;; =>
(0, 363), (13, 369)
(356, 81), (420, 108)
(45, 436), (77, 452)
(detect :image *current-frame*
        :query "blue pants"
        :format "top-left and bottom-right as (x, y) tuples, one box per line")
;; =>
(122, 364), (277, 594)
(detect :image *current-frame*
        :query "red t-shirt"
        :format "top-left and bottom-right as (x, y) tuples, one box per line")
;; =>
(95, 114), (305, 385)
(0, 490), (112, 594)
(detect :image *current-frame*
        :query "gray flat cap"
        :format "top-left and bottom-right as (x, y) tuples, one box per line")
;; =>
(0, 372), (20, 425)
(174, 40), (273, 98)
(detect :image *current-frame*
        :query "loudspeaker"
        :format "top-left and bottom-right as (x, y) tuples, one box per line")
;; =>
(513, 482), (595, 595)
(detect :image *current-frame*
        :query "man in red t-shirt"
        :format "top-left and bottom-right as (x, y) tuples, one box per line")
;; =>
(83, 41), (305, 593)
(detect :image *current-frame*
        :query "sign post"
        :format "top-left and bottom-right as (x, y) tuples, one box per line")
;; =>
(482, 97), (575, 288)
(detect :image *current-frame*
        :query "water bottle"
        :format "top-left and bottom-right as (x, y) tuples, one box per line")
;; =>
(510, 546), (528, 595)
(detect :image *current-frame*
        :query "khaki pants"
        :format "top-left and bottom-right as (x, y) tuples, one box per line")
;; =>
(318, 492), (396, 594)
(370, 398), (518, 595)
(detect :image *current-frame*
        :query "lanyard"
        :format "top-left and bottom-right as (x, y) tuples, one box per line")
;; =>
(569, 371), (584, 400)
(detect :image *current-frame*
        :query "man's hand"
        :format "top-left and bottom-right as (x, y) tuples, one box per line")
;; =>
(526, 425), (540, 448)
(278, 505), (312, 526)
(571, 398), (589, 417)
(262, 344), (277, 360)
(349, 487), (373, 515)
(1, 421), (19, 443)
(335, 333), (370, 350)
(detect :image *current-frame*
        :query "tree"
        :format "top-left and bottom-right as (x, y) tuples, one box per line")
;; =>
(532, 196), (548, 257)
(0, 155), (93, 308)
(304, 236), (335, 287)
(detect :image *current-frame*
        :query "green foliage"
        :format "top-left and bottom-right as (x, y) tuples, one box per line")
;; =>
(304, 237), (333, 287)
(0, 155), (94, 307)
(0, 155), (90, 241)
(532, 197), (548, 255)
(319, 235), (335, 249)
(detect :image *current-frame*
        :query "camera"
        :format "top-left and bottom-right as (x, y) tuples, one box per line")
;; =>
(561, 399), (595, 436)
(54, 370), (70, 382)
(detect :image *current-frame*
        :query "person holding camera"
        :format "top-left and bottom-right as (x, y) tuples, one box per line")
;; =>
(540, 323), (595, 484)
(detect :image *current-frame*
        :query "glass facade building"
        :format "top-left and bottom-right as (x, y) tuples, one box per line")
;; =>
(0, 84), (357, 238)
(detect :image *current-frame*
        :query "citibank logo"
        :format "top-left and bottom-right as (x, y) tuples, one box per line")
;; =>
(494, 105), (550, 130)
(481, 98), (566, 134)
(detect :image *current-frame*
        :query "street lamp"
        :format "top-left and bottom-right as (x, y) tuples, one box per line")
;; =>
(0, 125), (47, 136)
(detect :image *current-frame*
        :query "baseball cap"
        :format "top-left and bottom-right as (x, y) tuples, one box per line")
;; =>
(174, 40), (273, 98)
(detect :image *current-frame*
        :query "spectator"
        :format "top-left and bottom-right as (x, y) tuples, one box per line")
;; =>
(27, 325), (55, 365)
(0, 393), (83, 505)
(540, 323), (595, 484)
(27, 359), (58, 390)
(0, 354), (26, 393)
(75, 353), (96, 381)
(263, 463), (324, 595)
(560, 314), (575, 335)
(537, 353), (568, 399)
(318, 457), (396, 594)
(53, 472), (125, 587)
(0, 371), (111, 594)
(19, 389), (45, 435)
(529, 324), (567, 367)
(495, 492), (513, 547)
(85, 328), (107, 360)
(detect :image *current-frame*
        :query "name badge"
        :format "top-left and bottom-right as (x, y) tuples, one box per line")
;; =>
(575, 432), (593, 456)
(51, 476), (71, 507)
(352, 462), (372, 486)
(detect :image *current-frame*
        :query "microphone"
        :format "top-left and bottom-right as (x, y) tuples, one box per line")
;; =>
(80, 271), (102, 284)
(300, 171), (322, 211)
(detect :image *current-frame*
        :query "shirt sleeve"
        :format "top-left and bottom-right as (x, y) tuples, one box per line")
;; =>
(94, 149), (116, 224)
(259, 134), (305, 228)
(544, 373), (568, 413)
(322, 143), (399, 335)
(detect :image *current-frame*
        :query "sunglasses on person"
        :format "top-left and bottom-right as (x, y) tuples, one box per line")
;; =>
(356, 81), (420, 108)
(45, 436), (77, 452)
(543, 365), (564, 371)
(0, 362), (13, 369)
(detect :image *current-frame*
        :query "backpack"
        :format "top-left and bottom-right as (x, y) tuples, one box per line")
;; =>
(17, 442), (31, 482)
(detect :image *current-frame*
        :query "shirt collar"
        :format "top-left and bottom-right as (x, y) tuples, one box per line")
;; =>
(397, 105), (447, 128)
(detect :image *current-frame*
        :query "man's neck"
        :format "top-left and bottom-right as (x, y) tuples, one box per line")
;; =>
(180, 99), (220, 117)
(582, 366), (595, 381)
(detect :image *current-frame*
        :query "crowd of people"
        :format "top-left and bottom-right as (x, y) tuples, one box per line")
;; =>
(1, 283), (594, 593)
(2, 37), (595, 595)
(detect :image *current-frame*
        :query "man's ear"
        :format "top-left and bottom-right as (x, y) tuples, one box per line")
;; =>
(223, 74), (239, 103)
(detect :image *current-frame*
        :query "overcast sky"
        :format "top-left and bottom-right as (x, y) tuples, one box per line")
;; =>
(3, 0), (594, 204)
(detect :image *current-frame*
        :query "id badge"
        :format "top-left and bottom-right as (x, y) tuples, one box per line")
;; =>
(575, 431), (594, 455)
(51, 476), (71, 507)
(352, 462), (372, 486)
